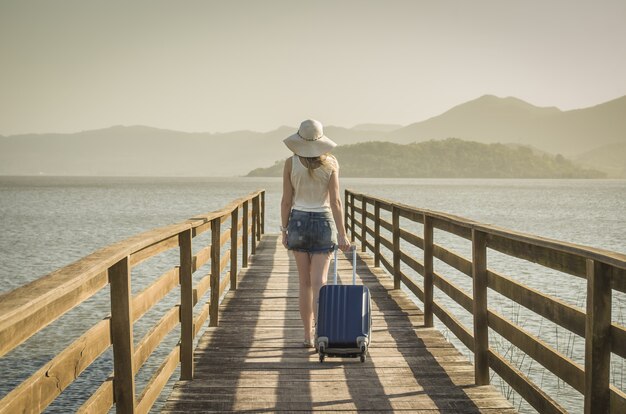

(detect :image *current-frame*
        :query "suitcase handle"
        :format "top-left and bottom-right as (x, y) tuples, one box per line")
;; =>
(333, 245), (357, 285)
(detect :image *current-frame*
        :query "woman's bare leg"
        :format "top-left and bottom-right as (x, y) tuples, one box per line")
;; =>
(310, 252), (332, 326)
(293, 251), (314, 341)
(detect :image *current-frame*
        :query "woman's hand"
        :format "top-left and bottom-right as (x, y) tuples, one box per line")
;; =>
(337, 233), (350, 252)
(282, 231), (288, 249)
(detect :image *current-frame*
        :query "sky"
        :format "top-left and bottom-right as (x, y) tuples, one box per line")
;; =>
(1, 0), (625, 135)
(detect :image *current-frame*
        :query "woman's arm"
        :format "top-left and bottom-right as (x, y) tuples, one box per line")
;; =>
(281, 158), (293, 248)
(328, 168), (349, 251)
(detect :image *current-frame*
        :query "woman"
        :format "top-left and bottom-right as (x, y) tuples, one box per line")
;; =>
(281, 119), (350, 347)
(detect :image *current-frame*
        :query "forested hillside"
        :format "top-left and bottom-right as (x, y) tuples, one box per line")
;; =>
(247, 138), (605, 178)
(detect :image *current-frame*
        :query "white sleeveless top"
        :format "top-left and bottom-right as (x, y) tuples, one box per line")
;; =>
(290, 155), (338, 212)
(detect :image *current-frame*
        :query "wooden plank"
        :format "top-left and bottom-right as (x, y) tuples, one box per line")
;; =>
(488, 309), (585, 393)
(433, 271), (473, 313)
(433, 244), (472, 277)
(611, 386), (626, 414)
(0, 221), (189, 358)
(379, 216), (393, 232)
(472, 229), (489, 385)
(374, 201), (381, 267)
(397, 206), (425, 223)
(0, 319), (111, 413)
(584, 259), (611, 414)
(487, 269), (585, 337)
(242, 200), (249, 268)
(477, 222), (626, 274)
(361, 196), (367, 253)
(219, 272), (231, 297)
(219, 228), (230, 247)
(133, 306), (179, 374)
(399, 228), (424, 250)
(194, 302), (210, 337)
(109, 256), (136, 412)
(136, 346), (180, 414)
(400, 271), (424, 302)
(194, 273), (211, 305)
(488, 350), (567, 414)
(210, 219), (221, 327)
(432, 300), (474, 350)
(220, 249), (231, 274)
(165, 235), (514, 414)
(423, 215), (434, 328)
(132, 266), (179, 322)
(380, 254), (394, 276)
(486, 232), (588, 279)
(611, 323), (626, 359)
(392, 206), (401, 289)
(130, 234), (179, 268)
(379, 234), (393, 251)
(76, 377), (114, 414)
(431, 216), (472, 240)
(230, 207), (239, 290)
(399, 250), (424, 276)
(0, 269), (108, 358)
(192, 244), (211, 272)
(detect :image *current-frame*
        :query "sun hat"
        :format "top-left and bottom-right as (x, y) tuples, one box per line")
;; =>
(283, 119), (337, 157)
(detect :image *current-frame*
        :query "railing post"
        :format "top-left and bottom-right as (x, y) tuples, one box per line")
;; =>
(230, 207), (239, 290)
(392, 205), (401, 290)
(471, 229), (489, 385)
(344, 189), (349, 239)
(251, 197), (258, 255)
(260, 191), (265, 235)
(584, 259), (611, 414)
(256, 195), (261, 242)
(109, 256), (136, 413)
(242, 200), (249, 268)
(210, 218), (221, 327)
(423, 215), (434, 328)
(350, 194), (356, 243)
(361, 197), (367, 252)
(179, 228), (194, 380)
(374, 200), (381, 267)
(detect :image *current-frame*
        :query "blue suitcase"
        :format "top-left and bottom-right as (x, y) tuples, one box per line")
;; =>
(315, 247), (372, 363)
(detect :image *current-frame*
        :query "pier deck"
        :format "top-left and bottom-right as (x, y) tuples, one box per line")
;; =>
(162, 235), (515, 413)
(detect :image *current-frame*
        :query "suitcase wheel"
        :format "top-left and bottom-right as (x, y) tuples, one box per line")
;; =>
(319, 354), (325, 363)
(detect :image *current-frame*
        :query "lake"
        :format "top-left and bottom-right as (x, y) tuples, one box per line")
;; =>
(1, 176), (625, 413)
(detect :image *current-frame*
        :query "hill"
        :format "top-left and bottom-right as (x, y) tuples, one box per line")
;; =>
(247, 139), (605, 179)
(575, 143), (626, 178)
(387, 94), (626, 157)
(1, 94), (623, 176)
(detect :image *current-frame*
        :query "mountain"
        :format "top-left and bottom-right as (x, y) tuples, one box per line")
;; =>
(351, 123), (403, 133)
(575, 143), (626, 178)
(1, 94), (624, 176)
(247, 139), (605, 178)
(387, 95), (626, 156)
(0, 125), (392, 176)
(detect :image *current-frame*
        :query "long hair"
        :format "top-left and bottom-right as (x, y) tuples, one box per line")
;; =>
(302, 153), (333, 177)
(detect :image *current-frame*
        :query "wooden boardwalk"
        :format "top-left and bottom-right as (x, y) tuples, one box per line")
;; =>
(162, 235), (515, 413)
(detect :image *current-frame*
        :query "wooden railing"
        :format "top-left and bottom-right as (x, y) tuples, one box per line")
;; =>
(0, 190), (265, 414)
(345, 189), (626, 414)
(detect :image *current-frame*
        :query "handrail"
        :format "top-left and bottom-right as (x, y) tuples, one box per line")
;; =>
(0, 190), (265, 414)
(345, 189), (626, 414)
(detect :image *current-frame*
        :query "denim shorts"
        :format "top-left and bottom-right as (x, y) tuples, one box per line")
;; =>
(287, 209), (337, 254)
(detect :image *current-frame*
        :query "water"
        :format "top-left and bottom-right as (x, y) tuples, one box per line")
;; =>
(1, 176), (625, 413)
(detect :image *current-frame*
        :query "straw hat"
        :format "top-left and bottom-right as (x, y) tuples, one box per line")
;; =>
(283, 119), (337, 157)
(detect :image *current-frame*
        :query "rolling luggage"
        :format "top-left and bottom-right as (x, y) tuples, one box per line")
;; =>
(315, 246), (372, 363)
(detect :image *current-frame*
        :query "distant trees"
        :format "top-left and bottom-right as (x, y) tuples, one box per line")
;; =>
(247, 138), (605, 178)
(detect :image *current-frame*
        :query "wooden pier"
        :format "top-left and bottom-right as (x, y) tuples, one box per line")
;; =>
(2, 189), (625, 413)
(163, 235), (514, 413)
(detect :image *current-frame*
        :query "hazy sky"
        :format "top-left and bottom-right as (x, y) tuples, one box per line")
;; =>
(1, 0), (625, 135)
